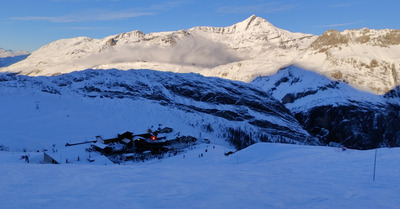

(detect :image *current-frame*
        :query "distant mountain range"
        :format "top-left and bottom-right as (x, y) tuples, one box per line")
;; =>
(2, 15), (399, 94)
(0, 48), (29, 68)
(0, 48), (29, 58)
(0, 16), (399, 150)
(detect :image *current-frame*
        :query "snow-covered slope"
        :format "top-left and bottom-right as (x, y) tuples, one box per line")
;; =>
(0, 69), (315, 152)
(1, 142), (399, 209)
(251, 66), (387, 111)
(251, 66), (400, 149)
(3, 15), (398, 94)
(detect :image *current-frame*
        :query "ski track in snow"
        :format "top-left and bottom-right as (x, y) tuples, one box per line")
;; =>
(1, 143), (399, 209)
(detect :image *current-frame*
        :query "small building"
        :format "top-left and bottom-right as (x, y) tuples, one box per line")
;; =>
(96, 131), (134, 144)
(121, 138), (133, 148)
(122, 153), (135, 161)
(156, 127), (173, 134)
(134, 133), (153, 139)
(134, 138), (167, 154)
(92, 142), (112, 153)
(143, 150), (152, 157)
(43, 152), (60, 164)
(178, 136), (197, 144)
(118, 131), (133, 140)
(96, 135), (120, 144)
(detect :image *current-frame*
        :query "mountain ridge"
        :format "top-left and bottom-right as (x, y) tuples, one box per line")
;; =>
(251, 65), (400, 149)
(1, 15), (399, 94)
(0, 68), (317, 151)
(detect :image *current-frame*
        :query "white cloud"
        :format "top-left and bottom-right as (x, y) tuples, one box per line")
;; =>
(10, 10), (153, 23)
(58, 26), (112, 30)
(77, 36), (241, 67)
(317, 22), (361, 28)
(10, 1), (187, 23)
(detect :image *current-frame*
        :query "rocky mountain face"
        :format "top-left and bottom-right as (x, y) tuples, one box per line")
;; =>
(0, 69), (317, 150)
(297, 28), (400, 94)
(251, 66), (400, 149)
(2, 15), (399, 94)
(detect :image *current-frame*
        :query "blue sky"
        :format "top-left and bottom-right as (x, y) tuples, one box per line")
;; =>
(1, 0), (399, 52)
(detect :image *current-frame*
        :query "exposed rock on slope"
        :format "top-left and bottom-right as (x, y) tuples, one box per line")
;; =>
(299, 28), (400, 94)
(251, 66), (400, 149)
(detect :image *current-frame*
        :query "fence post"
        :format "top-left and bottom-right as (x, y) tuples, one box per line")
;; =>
(373, 149), (377, 182)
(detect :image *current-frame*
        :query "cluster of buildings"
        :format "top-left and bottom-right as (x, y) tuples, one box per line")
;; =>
(44, 127), (201, 164)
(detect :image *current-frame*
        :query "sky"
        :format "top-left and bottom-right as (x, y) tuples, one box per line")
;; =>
(1, 0), (399, 52)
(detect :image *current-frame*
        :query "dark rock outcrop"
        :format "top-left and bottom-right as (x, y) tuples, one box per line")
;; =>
(252, 65), (400, 149)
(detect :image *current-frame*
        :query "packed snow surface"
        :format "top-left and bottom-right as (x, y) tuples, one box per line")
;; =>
(1, 143), (399, 209)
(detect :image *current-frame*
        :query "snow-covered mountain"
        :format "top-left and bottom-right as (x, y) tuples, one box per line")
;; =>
(297, 28), (400, 94)
(0, 48), (29, 67)
(3, 66), (397, 150)
(0, 69), (316, 151)
(2, 15), (399, 94)
(0, 48), (29, 58)
(251, 66), (400, 149)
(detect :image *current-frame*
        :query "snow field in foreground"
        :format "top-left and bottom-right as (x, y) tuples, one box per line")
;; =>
(1, 143), (399, 209)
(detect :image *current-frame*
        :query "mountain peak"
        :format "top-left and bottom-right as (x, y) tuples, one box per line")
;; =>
(244, 14), (260, 24)
(233, 15), (275, 31)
